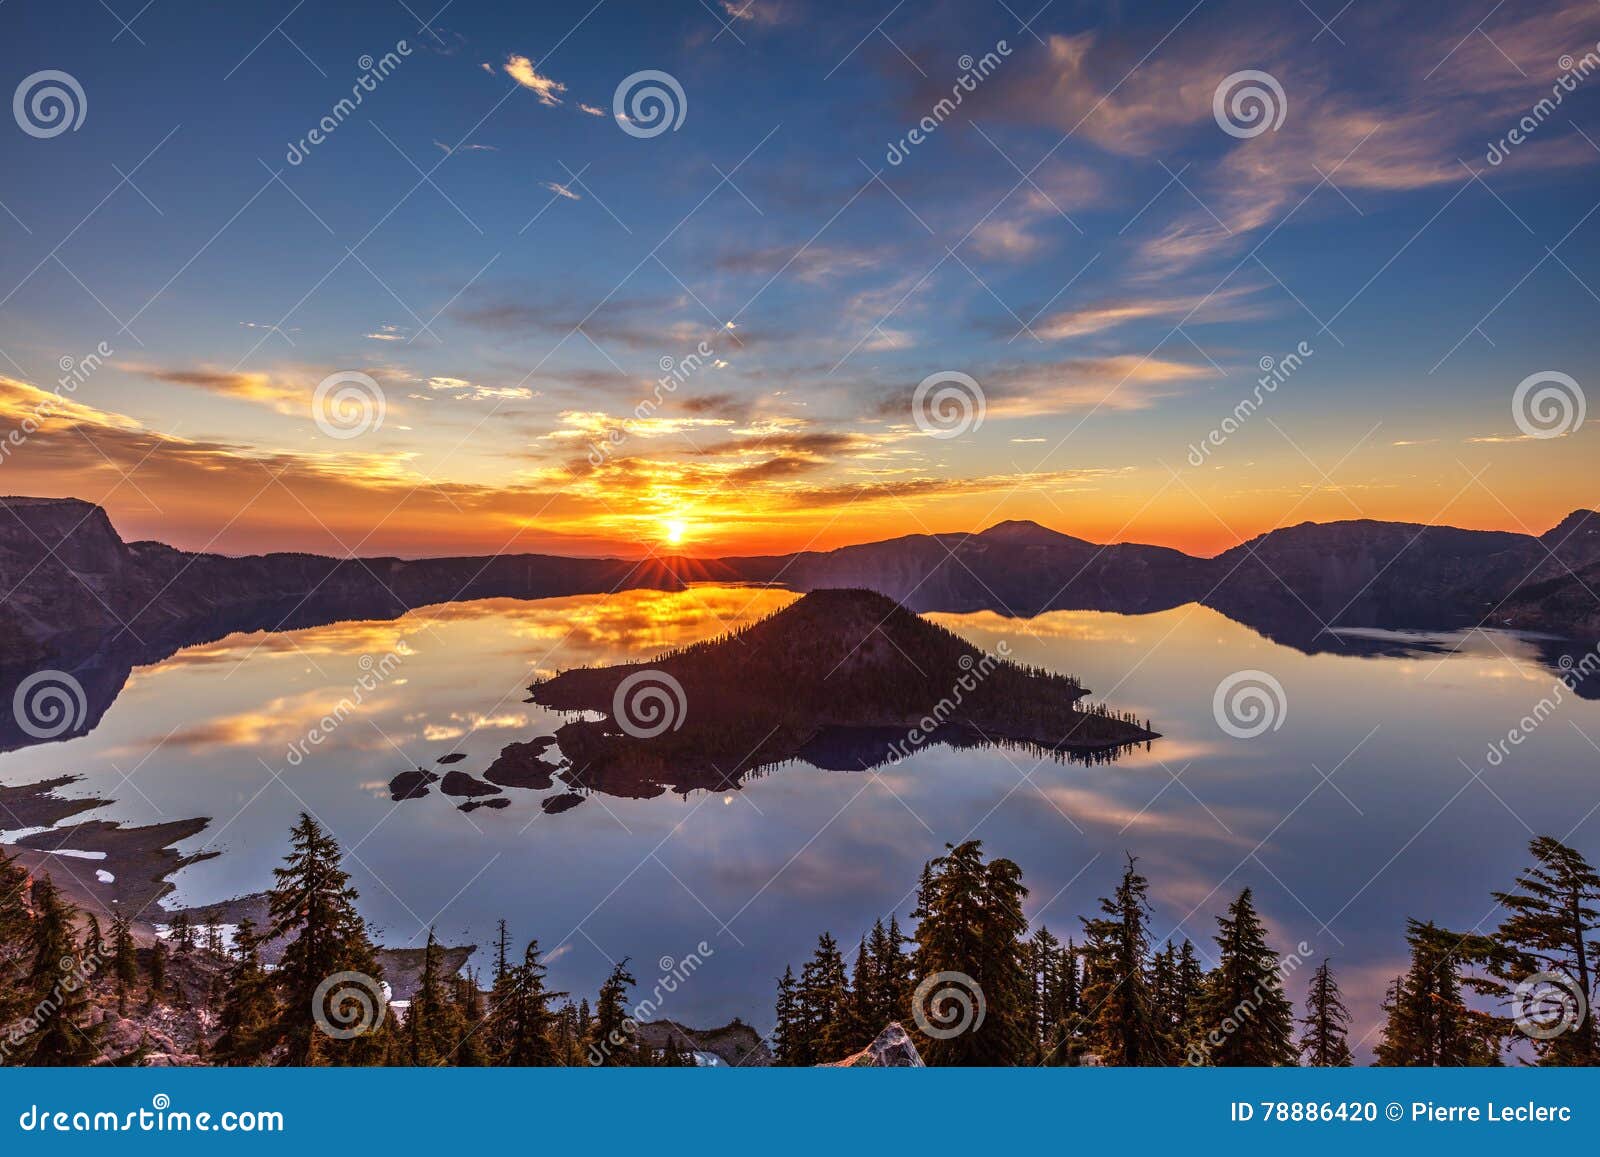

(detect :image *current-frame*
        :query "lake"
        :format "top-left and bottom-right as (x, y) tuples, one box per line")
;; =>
(3, 584), (1597, 1058)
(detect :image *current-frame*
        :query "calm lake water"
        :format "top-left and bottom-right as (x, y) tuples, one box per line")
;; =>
(4, 584), (1598, 1056)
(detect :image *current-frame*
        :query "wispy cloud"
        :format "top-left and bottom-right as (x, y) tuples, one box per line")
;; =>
(503, 55), (566, 106)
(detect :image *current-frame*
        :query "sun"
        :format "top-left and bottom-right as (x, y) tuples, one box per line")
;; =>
(663, 517), (688, 546)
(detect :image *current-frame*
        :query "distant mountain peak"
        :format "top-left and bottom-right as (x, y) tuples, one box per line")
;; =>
(976, 519), (1082, 545)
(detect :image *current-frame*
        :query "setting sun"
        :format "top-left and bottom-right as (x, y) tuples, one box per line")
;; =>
(663, 518), (688, 546)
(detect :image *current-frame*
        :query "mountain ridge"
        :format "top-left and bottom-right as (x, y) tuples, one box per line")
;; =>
(2, 496), (1596, 675)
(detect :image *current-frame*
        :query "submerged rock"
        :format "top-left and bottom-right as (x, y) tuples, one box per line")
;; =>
(459, 797), (510, 813)
(540, 792), (584, 814)
(436, 752), (467, 765)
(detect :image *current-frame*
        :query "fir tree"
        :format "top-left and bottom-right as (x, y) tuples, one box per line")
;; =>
(793, 933), (851, 1064)
(1490, 836), (1600, 1065)
(771, 965), (799, 1065)
(1079, 855), (1168, 1065)
(498, 940), (565, 1066)
(1375, 920), (1502, 1066)
(20, 879), (104, 1066)
(212, 918), (277, 1065)
(589, 959), (638, 1065)
(266, 813), (387, 1065)
(912, 840), (1032, 1065)
(403, 929), (469, 1066)
(1299, 959), (1354, 1066)
(1194, 889), (1297, 1066)
(168, 911), (194, 955)
(111, 909), (138, 1011)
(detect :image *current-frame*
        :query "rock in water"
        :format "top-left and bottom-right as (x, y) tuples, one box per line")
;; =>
(483, 737), (559, 790)
(541, 792), (584, 815)
(440, 770), (501, 798)
(823, 1022), (924, 1067)
(389, 768), (440, 800)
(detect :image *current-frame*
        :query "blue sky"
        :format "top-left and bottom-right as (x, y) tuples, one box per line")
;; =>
(1, 0), (1596, 556)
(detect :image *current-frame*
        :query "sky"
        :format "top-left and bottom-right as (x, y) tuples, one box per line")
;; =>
(1, 0), (1597, 559)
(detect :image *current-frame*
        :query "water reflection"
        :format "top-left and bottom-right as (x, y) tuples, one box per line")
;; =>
(1, 587), (1598, 1058)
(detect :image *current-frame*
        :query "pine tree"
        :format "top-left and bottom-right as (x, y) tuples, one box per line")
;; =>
(498, 940), (565, 1066)
(794, 933), (851, 1063)
(0, 851), (33, 1035)
(212, 918), (277, 1065)
(403, 929), (469, 1066)
(266, 812), (387, 1065)
(1491, 836), (1600, 1065)
(1194, 888), (1296, 1066)
(1375, 920), (1502, 1066)
(1299, 958), (1354, 1066)
(771, 965), (799, 1065)
(589, 959), (638, 1065)
(1079, 855), (1168, 1065)
(19, 879), (104, 1066)
(145, 937), (168, 1010)
(111, 909), (138, 1011)
(168, 911), (194, 955)
(912, 840), (1032, 1065)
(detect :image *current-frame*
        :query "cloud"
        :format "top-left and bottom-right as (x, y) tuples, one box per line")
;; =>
(1030, 285), (1263, 341)
(134, 366), (306, 414)
(541, 180), (581, 201)
(504, 55), (566, 106)
(577, 103), (607, 118)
